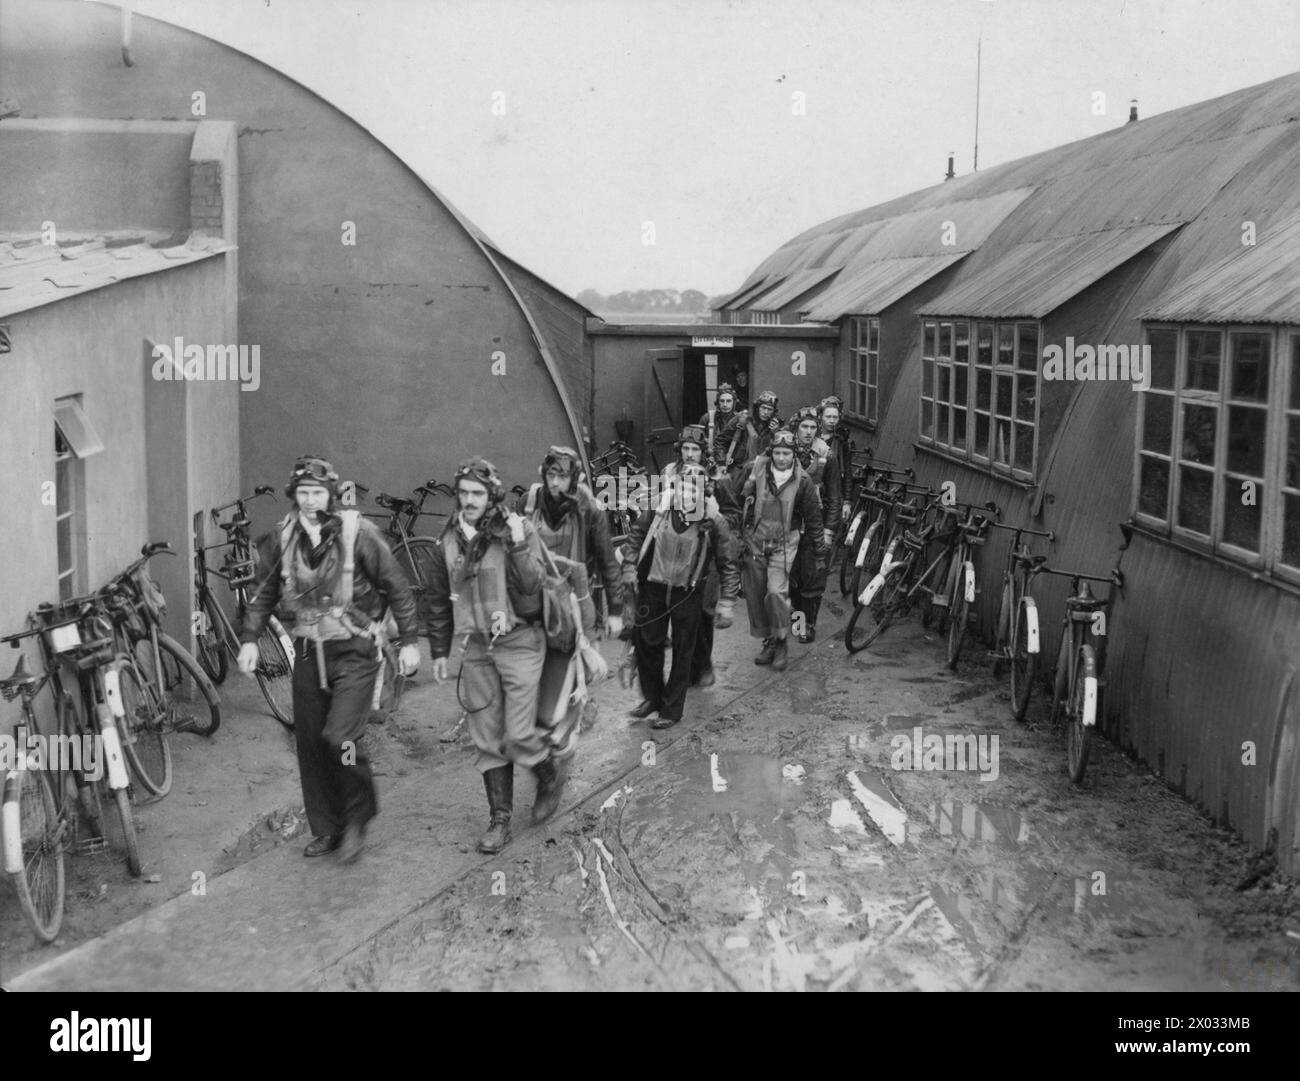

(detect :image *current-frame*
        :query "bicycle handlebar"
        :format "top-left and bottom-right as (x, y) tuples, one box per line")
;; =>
(988, 521), (1055, 542)
(1040, 566), (1124, 590)
(211, 487), (276, 520)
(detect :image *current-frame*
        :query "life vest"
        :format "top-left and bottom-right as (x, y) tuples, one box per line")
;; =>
(647, 518), (706, 589)
(796, 436), (831, 490)
(277, 510), (373, 641)
(442, 528), (524, 639)
(750, 458), (804, 546)
(522, 482), (587, 565)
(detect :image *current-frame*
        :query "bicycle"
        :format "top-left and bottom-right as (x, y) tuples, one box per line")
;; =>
(195, 487), (295, 729)
(356, 478), (450, 632)
(938, 501), (1000, 669)
(836, 465), (918, 599)
(987, 521), (1056, 721)
(99, 544), (220, 800)
(1045, 566), (1124, 785)
(27, 597), (145, 877)
(844, 491), (944, 653)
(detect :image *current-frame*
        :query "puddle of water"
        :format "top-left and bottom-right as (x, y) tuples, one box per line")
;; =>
(782, 764), (806, 784)
(848, 770), (908, 845)
(828, 798), (867, 834)
(900, 676), (947, 684)
(883, 712), (936, 730)
(929, 800), (1030, 847)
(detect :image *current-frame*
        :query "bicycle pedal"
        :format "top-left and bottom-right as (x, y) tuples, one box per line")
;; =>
(75, 836), (107, 856)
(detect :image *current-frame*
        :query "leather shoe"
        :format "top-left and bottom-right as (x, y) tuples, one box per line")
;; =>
(692, 667), (716, 688)
(754, 638), (776, 665)
(303, 834), (340, 858)
(771, 637), (789, 671)
(651, 715), (679, 730)
(337, 820), (365, 864)
(628, 699), (659, 719)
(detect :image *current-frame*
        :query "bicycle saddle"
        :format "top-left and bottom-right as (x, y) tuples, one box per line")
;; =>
(1, 653), (38, 692)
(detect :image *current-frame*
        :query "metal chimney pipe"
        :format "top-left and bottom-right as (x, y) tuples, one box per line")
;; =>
(1128, 99), (1138, 123)
(945, 152), (955, 181)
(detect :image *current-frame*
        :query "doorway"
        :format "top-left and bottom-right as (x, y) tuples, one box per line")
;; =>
(644, 346), (753, 470)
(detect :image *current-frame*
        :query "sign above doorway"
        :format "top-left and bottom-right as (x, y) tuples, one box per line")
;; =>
(692, 335), (734, 348)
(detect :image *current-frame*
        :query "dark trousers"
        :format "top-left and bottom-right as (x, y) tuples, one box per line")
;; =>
(691, 611), (715, 682)
(790, 536), (829, 614)
(634, 581), (702, 723)
(292, 635), (381, 837)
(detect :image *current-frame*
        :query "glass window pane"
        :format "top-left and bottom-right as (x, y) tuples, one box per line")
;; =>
(952, 408), (967, 452)
(1148, 328), (1177, 390)
(975, 413), (990, 457)
(1291, 335), (1300, 410)
(976, 369), (991, 411)
(57, 515), (72, 575)
(1138, 455), (1170, 520)
(936, 404), (949, 446)
(997, 325), (1014, 367)
(925, 322), (937, 358)
(1180, 404), (1217, 466)
(938, 366), (950, 404)
(1230, 332), (1269, 402)
(1289, 416), (1300, 489)
(1016, 379), (1036, 421)
(1185, 330), (1222, 392)
(1177, 466), (1213, 534)
(1284, 493), (1300, 568)
(993, 419), (1011, 465)
(53, 398), (106, 459)
(977, 324), (993, 366)
(996, 374), (1013, 417)
(1226, 405), (1266, 476)
(1142, 394), (1173, 454)
(868, 320), (879, 352)
(869, 354), (879, 389)
(1017, 324), (1039, 372)
(939, 323), (952, 359)
(1013, 423), (1034, 472)
(1222, 478), (1261, 552)
(921, 399), (933, 440)
(922, 358), (933, 397)
(55, 457), (71, 516)
(954, 322), (969, 365)
(953, 366), (968, 408)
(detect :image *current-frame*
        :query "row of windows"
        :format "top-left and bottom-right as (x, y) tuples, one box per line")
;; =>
(842, 316), (1300, 583)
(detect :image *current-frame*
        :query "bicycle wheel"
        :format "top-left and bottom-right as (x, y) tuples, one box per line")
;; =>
(837, 514), (864, 595)
(848, 521), (882, 603)
(255, 620), (294, 730)
(1009, 599), (1038, 721)
(5, 767), (65, 943)
(1066, 644), (1097, 785)
(1048, 634), (1071, 728)
(111, 785), (142, 877)
(394, 537), (441, 627)
(116, 659), (173, 798)
(992, 580), (1012, 678)
(135, 633), (221, 737)
(845, 568), (903, 653)
(195, 589), (229, 685)
(946, 565), (969, 670)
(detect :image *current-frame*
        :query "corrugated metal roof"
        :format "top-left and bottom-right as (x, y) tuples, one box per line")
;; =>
(919, 222), (1184, 319)
(1140, 211), (1300, 324)
(747, 266), (841, 312)
(0, 235), (232, 317)
(722, 275), (782, 312)
(801, 252), (969, 321)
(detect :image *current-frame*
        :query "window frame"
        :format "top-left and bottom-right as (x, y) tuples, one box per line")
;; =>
(847, 316), (880, 425)
(919, 316), (1041, 482)
(1134, 323), (1298, 583)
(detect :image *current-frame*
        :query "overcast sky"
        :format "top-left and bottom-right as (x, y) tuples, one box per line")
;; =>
(121, 0), (1300, 298)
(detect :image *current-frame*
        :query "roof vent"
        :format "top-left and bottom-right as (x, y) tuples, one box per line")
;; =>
(1128, 99), (1139, 123)
(945, 152), (955, 181)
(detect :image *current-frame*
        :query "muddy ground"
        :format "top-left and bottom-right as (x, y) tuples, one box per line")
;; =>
(4, 595), (1298, 991)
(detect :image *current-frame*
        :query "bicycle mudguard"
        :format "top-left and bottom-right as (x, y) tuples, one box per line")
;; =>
(95, 703), (130, 790)
(963, 561), (976, 604)
(1022, 597), (1041, 654)
(2, 773), (23, 873)
(102, 665), (126, 719)
(844, 513), (863, 549)
(1081, 647), (1099, 727)
(270, 617), (296, 669)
